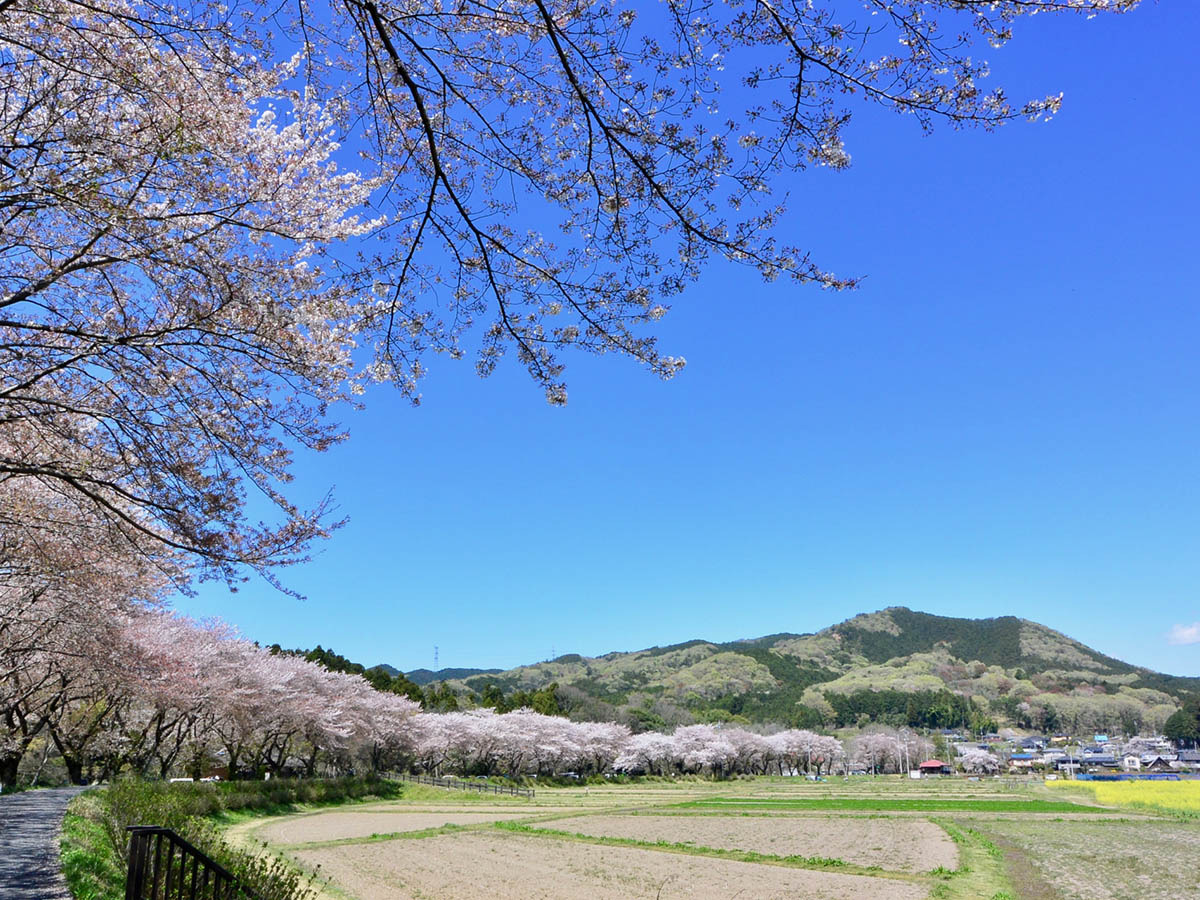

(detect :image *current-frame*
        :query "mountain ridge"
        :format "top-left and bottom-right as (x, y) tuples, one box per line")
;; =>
(403, 608), (1199, 734)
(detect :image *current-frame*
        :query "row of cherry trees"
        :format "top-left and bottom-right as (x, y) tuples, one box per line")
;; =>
(2, 607), (421, 784)
(611, 726), (846, 778)
(398, 711), (931, 779)
(0, 477), (420, 785)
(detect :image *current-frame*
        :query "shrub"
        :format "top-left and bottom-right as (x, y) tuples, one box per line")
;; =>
(174, 820), (322, 900)
(66, 776), (399, 900)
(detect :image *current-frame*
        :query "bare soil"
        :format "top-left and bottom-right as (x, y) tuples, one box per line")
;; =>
(295, 831), (928, 900)
(534, 814), (958, 872)
(255, 810), (535, 845)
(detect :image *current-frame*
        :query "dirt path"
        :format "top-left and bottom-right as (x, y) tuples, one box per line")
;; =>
(0, 786), (88, 900)
(987, 832), (1062, 900)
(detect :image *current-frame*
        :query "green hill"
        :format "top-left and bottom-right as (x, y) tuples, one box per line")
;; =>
(420, 608), (1200, 735)
(404, 666), (503, 686)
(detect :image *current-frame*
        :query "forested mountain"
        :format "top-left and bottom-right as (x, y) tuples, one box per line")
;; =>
(413, 609), (1200, 735)
(402, 666), (503, 686)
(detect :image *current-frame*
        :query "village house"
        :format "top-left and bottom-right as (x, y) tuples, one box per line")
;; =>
(1142, 756), (1175, 773)
(1175, 750), (1200, 771)
(1008, 752), (1037, 771)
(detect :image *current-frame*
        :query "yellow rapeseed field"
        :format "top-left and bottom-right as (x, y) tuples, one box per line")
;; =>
(1049, 779), (1200, 816)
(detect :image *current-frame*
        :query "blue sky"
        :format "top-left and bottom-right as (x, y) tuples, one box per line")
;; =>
(178, 2), (1200, 677)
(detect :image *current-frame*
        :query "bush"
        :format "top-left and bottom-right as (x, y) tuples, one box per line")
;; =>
(98, 780), (214, 863)
(65, 776), (400, 900)
(172, 820), (322, 900)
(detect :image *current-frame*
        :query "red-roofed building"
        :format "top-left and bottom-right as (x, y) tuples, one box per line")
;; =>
(919, 759), (951, 775)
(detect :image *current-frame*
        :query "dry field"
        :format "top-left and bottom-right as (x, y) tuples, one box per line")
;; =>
(231, 776), (1196, 899)
(976, 817), (1200, 900)
(294, 830), (930, 900)
(256, 809), (541, 845)
(533, 813), (958, 872)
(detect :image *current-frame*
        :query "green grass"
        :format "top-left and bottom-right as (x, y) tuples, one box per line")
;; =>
(378, 781), (530, 805)
(676, 797), (1091, 813)
(60, 793), (123, 900)
(923, 821), (1016, 900)
(59, 777), (400, 900)
(268, 822), (474, 851)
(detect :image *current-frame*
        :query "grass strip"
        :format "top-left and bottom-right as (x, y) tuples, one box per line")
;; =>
(924, 820), (1016, 900)
(61, 793), (124, 900)
(678, 798), (1090, 813)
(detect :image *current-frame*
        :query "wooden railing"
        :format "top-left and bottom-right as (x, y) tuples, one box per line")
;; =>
(391, 772), (534, 798)
(125, 826), (258, 900)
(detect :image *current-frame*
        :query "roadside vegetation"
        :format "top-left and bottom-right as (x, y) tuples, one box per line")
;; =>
(60, 777), (400, 900)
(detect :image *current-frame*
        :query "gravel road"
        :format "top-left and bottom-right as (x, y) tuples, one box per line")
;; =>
(0, 787), (88, 900)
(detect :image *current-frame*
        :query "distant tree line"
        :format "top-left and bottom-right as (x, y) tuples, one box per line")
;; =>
(824, 689), (996, 733)
(1164, 697), (1200, 748)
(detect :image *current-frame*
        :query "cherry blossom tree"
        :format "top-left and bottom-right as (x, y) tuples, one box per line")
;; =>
(769, 729), (840, 775)
(608, 723), (845, 778)
(1, 0), (1142, 584)
(813, 734), (847, 775)
(193, 634), (418, 778)
(958, 747), (1000, 775)
(405, 707), (632, 778)
(612, 730), (676, 776)
(108, 614), (236, 779)
(849, 728), (932, 775)
(0, 2), (377, 582)
(851, 731), (901, 775)
(26, 608), (422, 783)
(0, 471), (180, 784)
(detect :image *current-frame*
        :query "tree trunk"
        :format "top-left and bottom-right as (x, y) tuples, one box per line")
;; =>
(0, 751), (20, 788)
(62, 754), (84, 785)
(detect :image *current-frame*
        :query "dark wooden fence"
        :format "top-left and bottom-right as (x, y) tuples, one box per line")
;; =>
(391, 772), (534, 798)
(125, 826), (258, 900)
